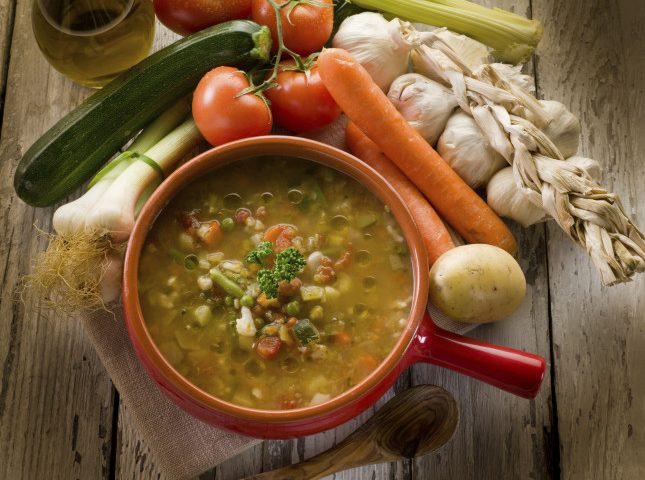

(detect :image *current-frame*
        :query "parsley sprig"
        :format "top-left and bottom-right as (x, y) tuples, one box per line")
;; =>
(246, 242), (305, 298)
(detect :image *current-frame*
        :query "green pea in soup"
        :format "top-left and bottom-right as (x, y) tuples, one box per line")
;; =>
(138, 157), (413, 410)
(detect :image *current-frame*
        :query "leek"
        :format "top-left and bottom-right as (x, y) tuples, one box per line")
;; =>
(349, 0), (543, 64)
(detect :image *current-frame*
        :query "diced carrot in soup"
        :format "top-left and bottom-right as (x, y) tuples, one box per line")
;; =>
(334, 331), (352, 345)
(201, 221), (221, 247)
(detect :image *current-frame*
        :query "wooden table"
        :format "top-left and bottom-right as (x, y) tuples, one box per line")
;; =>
(1, 0), (644, 478)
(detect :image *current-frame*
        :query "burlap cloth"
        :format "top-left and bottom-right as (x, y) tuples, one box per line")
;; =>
(83, 116), (476, 479)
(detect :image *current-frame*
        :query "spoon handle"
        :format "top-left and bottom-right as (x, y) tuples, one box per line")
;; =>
(244, 434), (387, 480)
(244, 386), (457, 480)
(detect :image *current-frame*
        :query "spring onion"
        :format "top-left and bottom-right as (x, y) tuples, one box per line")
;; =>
(26, 102), (203, 313)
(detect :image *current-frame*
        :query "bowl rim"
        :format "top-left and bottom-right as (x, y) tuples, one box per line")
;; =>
(123, 135), (429, 423)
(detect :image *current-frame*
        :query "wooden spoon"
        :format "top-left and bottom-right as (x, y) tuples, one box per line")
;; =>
(245, 385), (458, 480)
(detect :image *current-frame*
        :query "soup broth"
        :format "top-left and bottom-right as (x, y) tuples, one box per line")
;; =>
(139, 156), (413, 410)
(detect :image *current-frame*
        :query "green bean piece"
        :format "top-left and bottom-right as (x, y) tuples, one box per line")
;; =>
(286, 300), (300, 316)
(221, 217), (235, 232)
(210, 268), (245, 298)
(240, 294), (255, 308)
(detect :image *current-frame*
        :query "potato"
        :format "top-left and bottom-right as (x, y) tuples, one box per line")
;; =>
(428, 244), (526, 323)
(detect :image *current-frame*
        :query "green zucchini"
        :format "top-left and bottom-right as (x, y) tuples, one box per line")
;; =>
(14, 20), (272, 207)
(293, 319), (320, 346)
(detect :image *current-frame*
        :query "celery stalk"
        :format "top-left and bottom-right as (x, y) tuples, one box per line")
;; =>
(350, 0), (543, 64)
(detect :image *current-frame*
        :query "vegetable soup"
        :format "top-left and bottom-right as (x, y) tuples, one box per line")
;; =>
(138, 156), (413, 410)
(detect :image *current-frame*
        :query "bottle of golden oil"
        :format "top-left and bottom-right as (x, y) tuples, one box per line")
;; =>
(32, 0), (156, 88)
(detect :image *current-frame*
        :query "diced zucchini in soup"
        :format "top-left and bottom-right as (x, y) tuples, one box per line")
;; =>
(293, 319), (320, 345)
(138, 157), (413, 410)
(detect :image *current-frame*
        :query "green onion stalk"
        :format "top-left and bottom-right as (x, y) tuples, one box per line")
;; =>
(26, 99), (203, 313)
(348, 0), (543, 64)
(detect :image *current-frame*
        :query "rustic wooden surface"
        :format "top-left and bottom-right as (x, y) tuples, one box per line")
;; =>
(534, 1), (645, 479)
(0, 0), (643, 479)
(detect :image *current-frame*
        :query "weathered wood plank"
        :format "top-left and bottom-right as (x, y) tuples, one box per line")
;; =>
(0, 0), (15, 119)
(411, 0), (555, 478)
(0, 1), (116, 478)
(533, 0), (645, 478)
(214, 443), (263, 479)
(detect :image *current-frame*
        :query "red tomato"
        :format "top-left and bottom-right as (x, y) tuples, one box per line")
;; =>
(192, 66), (272, 146)
(265, 61), (341, 132)
(256, 336), (282, 360)
(153, 0), (252, 36)
(251, 0), (333, 56)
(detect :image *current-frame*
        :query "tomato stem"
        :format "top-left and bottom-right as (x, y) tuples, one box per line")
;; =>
(237, 0), (306, 98)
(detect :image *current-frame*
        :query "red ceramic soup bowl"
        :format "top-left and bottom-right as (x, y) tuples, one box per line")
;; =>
(123, 136), (545, 439)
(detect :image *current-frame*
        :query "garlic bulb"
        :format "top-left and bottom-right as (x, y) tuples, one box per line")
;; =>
(540, 100), (581, 158)
(567, 156), (601, 182)
(388, 73), (458, 146)
(411, 46), (454, 86)
(487, 167), (547, 227)
(484, 63), (535, 93)
(333, 12), (416, 91)
(437, 112), (507, 188)
(431, 29), (490, 70)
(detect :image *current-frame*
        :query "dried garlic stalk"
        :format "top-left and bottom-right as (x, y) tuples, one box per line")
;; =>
(411, 29), (645, 285)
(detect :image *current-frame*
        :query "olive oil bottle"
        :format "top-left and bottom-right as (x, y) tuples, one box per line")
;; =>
(32, 0), (156, 88)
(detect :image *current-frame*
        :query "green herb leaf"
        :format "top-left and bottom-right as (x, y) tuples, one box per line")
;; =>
(256, 247), (305, 298)
(258, 268), (279, 299)
(245, 241), (274, 266)
(274, 247), (306, 282)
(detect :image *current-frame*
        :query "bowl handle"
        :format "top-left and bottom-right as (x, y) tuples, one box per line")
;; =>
(407, 313), (546, 399)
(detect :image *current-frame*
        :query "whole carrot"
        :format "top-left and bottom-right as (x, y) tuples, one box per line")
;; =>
(318, 48), (517, 254)
(346, 121), (455, 265)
